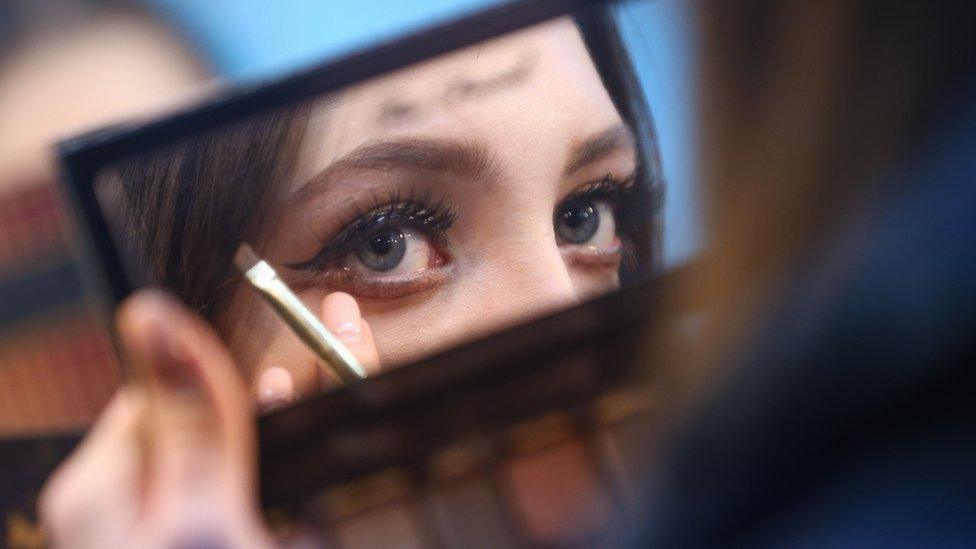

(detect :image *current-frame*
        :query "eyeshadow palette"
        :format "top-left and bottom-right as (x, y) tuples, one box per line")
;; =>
(254, 267), (684, 547)
(0, 265), (687, 548)
(269, 390), (657, 548)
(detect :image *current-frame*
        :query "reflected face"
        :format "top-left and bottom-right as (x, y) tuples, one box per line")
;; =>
(219, 18), (640, 399)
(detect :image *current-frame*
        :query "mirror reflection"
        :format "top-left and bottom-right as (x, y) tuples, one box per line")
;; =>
(95, 15), (661, 410)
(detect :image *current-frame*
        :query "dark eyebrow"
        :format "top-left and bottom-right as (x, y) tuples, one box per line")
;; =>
(563, 124), (637, 176)
(291, 138), (500, 204)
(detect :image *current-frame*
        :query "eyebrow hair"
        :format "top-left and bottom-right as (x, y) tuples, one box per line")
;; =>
(291, 138), (500, 204)
(291, 124), (636, 205)
(563, 124), (637, 176)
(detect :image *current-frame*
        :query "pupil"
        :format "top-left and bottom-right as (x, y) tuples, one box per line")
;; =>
(565, 204), (593, 228)
(370, 233), (395, 255)
(357, 228), (406, 272)
(557, 200), (599, 244)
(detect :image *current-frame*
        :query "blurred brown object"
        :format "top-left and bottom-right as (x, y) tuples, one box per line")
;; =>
(660, 0), (976, 394)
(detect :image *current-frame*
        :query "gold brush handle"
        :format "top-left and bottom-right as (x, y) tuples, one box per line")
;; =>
(245, 260), (367, 384)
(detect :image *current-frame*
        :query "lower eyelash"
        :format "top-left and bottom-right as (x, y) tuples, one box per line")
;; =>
(321, 265), (451, 301)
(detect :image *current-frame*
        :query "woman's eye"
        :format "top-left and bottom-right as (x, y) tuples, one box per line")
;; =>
(555, 199), (617, 247)
(344, 226), (433, 275)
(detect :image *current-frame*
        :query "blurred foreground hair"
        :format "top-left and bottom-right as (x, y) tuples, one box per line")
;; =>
(680, 0), (976, 380)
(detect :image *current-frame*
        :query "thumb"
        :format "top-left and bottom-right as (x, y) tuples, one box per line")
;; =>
(116, 290), (257, 519)
(321, 292), (381, 378)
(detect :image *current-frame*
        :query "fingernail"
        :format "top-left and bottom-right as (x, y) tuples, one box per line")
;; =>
(335, 321), (362, 343)
(148, 322), (198, 391)
(257, 366), (293, 411)
(323, 293), (364, 344)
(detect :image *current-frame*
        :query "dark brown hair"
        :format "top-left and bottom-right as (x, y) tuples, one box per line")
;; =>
(110, 106), (309, 319)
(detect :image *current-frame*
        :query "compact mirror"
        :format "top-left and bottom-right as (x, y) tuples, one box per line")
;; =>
(61, 0), (677, 411)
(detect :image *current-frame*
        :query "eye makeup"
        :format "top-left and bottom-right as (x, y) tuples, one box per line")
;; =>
(558, 171), (640, 267)
(285, 190), (457, 300)
(288, 190), (458, 273)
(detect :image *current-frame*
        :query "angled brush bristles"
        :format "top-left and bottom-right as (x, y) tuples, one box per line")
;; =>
(234, 243), (261, 272)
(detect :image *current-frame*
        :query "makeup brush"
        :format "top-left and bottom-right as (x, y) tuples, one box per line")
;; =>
(234, 243), (367, 384)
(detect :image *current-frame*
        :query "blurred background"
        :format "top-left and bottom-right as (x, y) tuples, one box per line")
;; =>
(0, 0), (697, 434)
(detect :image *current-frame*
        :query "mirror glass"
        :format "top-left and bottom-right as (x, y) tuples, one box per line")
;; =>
(90, 3), (684, 410)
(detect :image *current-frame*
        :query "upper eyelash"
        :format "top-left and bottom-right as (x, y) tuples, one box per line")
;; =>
(287, 189), (458, 271)
(562, 171), (638, 209)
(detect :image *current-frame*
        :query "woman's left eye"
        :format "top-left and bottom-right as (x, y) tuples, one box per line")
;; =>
(555, 198), (617, 248)
(342, 226), (435, 275)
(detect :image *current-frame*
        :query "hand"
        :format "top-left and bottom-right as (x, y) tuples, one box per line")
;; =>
(254, 291), (381, 411)
(39, 290), (274, 549)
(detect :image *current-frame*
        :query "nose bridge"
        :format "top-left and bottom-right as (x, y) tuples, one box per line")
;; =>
(474, 225), (580, 329)
(515, 236), (578, 308)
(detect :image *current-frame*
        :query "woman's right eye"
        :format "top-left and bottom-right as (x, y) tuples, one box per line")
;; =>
(342, 226), (437, 276)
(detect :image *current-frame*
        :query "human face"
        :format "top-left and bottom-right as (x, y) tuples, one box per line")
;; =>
(219, 18), (641, 401)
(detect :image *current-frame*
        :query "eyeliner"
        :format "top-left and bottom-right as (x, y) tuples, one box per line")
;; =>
(234, 243), (367, 384)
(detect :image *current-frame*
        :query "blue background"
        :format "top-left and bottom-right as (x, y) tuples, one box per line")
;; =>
(143, 0), (699, 265)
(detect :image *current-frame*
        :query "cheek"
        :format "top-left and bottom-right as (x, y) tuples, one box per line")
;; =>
(569, 269), (621, 301)
(362, 264), (579, 369)
(361, 297), (466, 367)
(361, 275), (515, 368)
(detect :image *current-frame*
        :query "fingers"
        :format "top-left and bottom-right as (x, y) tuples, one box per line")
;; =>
(254, 293), (378, 411)
(321, 292), (381, 376)
(115, 290), (258, 517)
(39, 390), (145, 548)
(255, 366), (294, 412)
(42, 290), (272, 548)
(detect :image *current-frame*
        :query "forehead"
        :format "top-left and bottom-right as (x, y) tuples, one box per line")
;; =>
(293, 17), (623, 181)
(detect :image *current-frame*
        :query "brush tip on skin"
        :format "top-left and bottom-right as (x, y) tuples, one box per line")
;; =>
(233, 243), (260, 272)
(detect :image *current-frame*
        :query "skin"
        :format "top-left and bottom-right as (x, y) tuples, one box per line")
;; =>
(217, 18), (638, 408)
(41, 292), (272, 548)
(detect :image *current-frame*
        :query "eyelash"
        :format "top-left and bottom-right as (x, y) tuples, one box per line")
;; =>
(559, 171), (639, 246)
(288, 171), (639, 275)
(561, 171), (642, 269)
(560, 172), (637, 212)
(287, 189), (458, 272)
